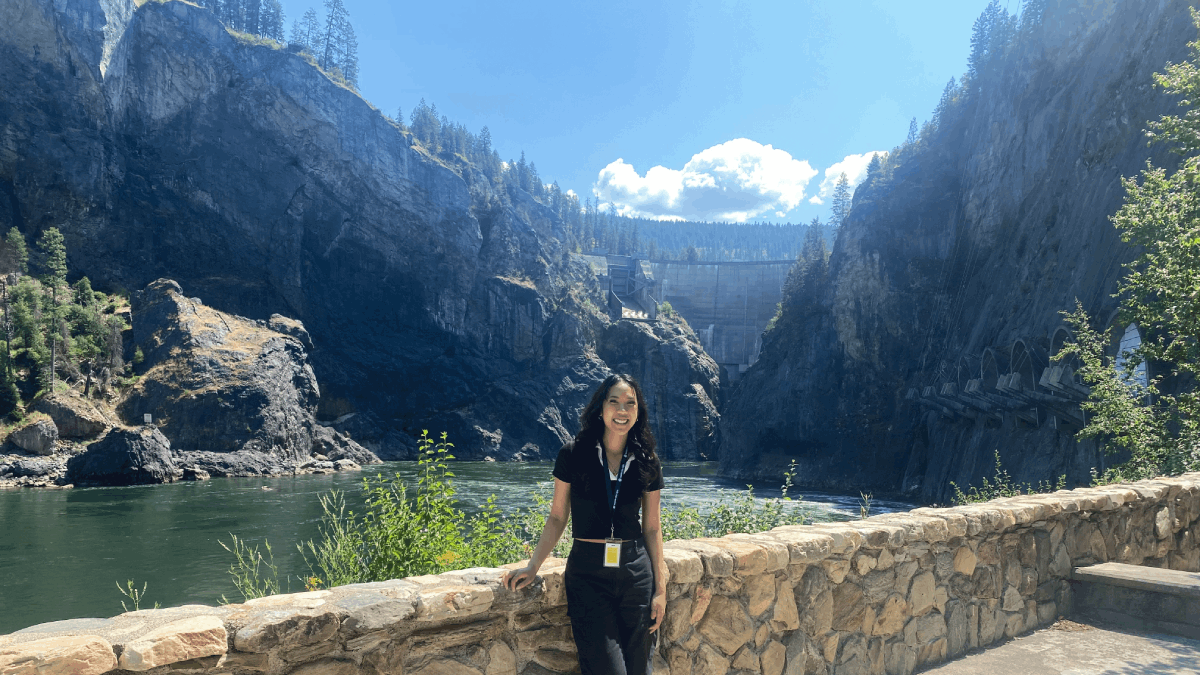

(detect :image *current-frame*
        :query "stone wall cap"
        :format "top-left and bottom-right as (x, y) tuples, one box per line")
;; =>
(842, 522), (907, 548)
(721, 534), (790, 573)
(662, 547), (704, 584)
(695, 537), (775, 575)
(0, 634), (117, 675)
(415, 584), (495, 621)
(12, 617), (117, 636)
(116, 615), (227, 671)
(663, 539), (737, 577)
(764, 527), (835, 563)
(800, 523), (864, 553)
(244, 590), (330, 609)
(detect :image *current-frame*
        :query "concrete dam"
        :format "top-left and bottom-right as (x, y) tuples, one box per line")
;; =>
(652, 260), (792, 381)
(577, 254), (793, 381)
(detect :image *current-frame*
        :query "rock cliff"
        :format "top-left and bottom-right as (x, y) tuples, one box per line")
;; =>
(118, 278), (375, 476)
(0, 0), (720, 462)
(722, 0), (1193, 502)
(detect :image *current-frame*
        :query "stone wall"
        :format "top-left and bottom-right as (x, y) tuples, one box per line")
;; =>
(650, 261), (791, 377)
(5, 473), (1200, 675)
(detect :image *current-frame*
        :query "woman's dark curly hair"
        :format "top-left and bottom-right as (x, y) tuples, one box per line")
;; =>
(576, 373), (660, 489)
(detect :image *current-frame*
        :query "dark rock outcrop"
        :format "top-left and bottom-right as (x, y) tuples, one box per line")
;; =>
(311, 425), (377, 465)
(0, 0), (721, 462)
(66, 426), (180, 486)
(118, 279), (380, 474)
(9, 419), (58, 456)
(171, 449), (291, 478)
(120, 279), (321, 460)
(596, 318), (722, 461)
(722, 0), (1192, 502)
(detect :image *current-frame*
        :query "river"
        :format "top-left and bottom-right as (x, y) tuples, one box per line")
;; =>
(0, 462), (914, 634)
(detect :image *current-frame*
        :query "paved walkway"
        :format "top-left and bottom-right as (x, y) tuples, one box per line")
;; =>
(920, 619), (1200, 674)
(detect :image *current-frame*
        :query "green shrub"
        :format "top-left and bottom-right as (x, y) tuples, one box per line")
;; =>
(115, 580), (159, 612)
(218, 534), (281, 602)
(950, 450), (1066, 505)
(296, 430), (525, 589)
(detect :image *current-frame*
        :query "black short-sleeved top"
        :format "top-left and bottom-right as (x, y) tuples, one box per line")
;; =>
(553, 439), (664, 540)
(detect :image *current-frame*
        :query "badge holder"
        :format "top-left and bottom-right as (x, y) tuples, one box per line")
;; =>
(604, 537), (622, 567)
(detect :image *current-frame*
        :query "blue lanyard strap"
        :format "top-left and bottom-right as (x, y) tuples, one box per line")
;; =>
(599, 446), (632, 536)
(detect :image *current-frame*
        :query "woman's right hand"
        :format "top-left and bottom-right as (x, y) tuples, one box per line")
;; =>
(501, 565), (538, 591)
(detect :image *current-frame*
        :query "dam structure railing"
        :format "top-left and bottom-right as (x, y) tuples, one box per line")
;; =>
(5, 474), (1200, 674)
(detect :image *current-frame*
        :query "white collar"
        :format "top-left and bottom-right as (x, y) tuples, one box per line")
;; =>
(598, 444), (634, 480)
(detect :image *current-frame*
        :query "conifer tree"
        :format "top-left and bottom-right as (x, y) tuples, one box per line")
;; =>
(865, 153), (882, 181)
(318, 0), (358, 89)
(829, 173), (852, 229)
(260, 0), (285, 41)
(36, 228), (66, 391)
(4, 228), (27, 275)
(906, 117), (918, 146)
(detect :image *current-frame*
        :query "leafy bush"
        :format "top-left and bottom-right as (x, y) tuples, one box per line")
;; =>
(296, 430), (525, 589)
(218, 534), (281, 603)
(950, 450), (1066, 505)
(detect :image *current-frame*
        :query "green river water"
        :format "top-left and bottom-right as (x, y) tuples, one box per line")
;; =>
(0, 461), (914, 634)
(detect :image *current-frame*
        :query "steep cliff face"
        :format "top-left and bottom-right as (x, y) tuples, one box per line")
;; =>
(0, 0), (719, 461)
(723, 0), (1191, 501)
(596, 317), (722, 461)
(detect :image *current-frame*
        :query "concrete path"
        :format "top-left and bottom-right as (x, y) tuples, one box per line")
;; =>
(920, 619), (1200, 674)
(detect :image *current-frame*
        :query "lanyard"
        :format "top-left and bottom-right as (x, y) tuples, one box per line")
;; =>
(599, 445), (632, 538)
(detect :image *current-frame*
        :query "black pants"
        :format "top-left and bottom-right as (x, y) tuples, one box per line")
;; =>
(564, 539), (657, 675)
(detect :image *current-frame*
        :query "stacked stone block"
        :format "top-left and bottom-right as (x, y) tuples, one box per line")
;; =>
(4, 475), (1200, 674)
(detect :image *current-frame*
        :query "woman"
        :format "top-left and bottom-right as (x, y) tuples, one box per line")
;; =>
(502, 373), (667, 675)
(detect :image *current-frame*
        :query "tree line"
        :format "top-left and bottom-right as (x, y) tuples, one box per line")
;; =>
(192, 0), (286, 43)
(288, 0), (359, 89)
(190, 0), (360, 91)
(0, 229), (129, 419)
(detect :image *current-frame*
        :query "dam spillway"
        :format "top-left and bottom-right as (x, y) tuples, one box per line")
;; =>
(650, 260), (792, 381)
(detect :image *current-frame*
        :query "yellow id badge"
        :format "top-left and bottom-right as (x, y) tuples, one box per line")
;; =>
(604, 539), (621, 567)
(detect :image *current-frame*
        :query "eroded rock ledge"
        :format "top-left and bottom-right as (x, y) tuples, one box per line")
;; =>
(4, 474), (1200, 674)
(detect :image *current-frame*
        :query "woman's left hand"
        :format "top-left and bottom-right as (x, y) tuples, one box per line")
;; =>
(649, 590), (667, 633)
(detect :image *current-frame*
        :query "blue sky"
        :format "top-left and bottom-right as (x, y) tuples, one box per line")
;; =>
(280, 0), (1009, 223)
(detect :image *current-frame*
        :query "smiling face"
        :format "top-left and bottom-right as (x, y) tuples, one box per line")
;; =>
(601, 381), (639, 444)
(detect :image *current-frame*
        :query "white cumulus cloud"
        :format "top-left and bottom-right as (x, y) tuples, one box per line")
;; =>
(808, 151), (886, 205)
(593, 139), (818, 222)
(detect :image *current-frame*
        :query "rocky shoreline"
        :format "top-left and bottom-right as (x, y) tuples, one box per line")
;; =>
(0, 279), (381, 490)
(0, 442), (369, 489)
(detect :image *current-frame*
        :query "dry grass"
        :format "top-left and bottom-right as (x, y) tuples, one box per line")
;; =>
(225, 28), (283, 50)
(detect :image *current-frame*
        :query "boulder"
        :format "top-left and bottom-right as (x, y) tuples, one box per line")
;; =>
(66, 427), (181, 486)
(311, 425), (380, 465)
(181, 466), (210, 481)
(268, 314), (314, 350)
(32, 394), (111, 438)
(10, 418), (59, 455)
